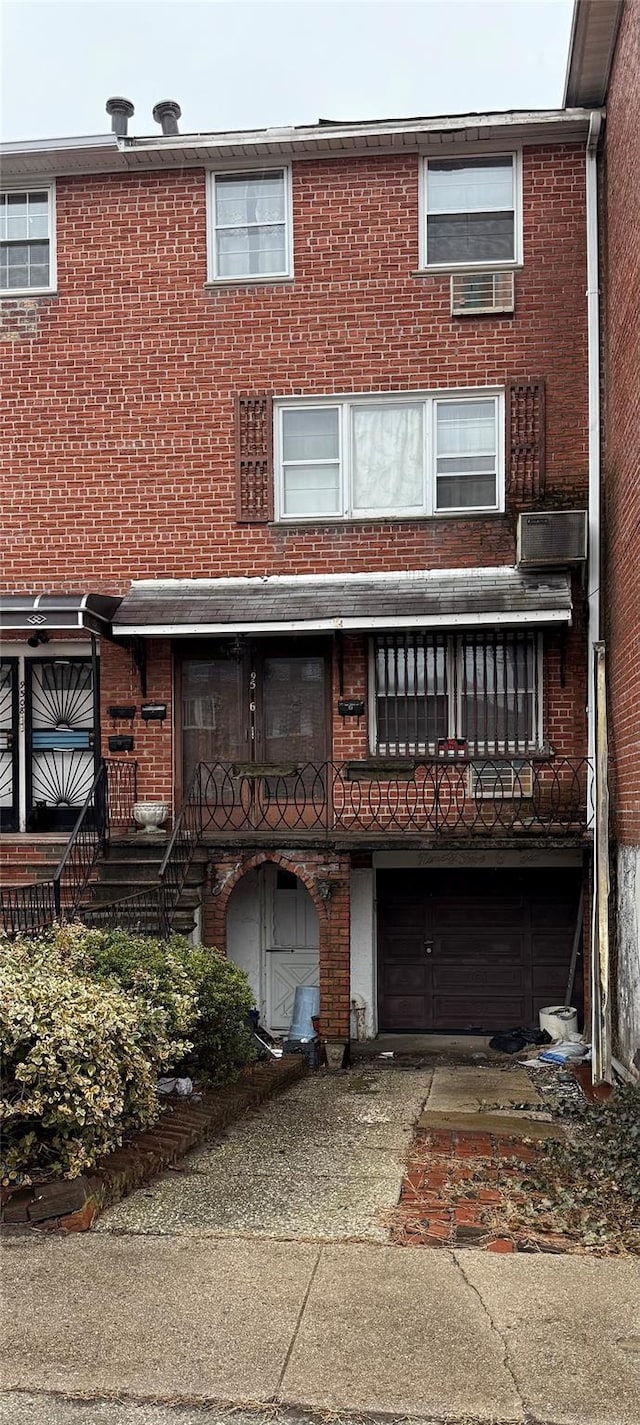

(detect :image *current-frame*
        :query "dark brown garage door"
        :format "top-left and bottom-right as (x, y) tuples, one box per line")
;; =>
(377, 868), (583, 1032)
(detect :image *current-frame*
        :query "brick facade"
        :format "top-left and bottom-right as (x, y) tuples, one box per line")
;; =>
(1, 125), (592, 1042)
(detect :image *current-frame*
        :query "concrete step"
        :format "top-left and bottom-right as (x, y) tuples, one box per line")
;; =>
(87, 883), (202, 908)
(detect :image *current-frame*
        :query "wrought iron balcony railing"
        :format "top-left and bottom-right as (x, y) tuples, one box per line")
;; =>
(193, 757), (590, 840)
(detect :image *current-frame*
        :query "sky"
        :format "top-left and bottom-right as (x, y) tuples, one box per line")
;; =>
(1, 0), (575, 144)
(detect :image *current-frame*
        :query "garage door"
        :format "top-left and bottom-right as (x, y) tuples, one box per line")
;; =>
(377, 868), (583, 1033)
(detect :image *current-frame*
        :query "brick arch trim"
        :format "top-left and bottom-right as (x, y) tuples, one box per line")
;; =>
(216, 850), (330, 931)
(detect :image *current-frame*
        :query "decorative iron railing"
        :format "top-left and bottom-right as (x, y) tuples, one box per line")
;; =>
(0, 879), (58, 936)
(0, 758), (137, 936)
(79, 884), (171, 938)
(194, 757), (591, 839)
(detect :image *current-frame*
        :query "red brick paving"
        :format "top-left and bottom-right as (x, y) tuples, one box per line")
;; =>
(391, 1126), (580, 1254)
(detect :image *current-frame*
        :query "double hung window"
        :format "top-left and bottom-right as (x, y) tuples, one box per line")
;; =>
(423, 155), (519, 268)
(0, 186), (55, 293)
(372, 631), (541, 756)
(276, 391), (503, 520)
(208, 168), (291, 280)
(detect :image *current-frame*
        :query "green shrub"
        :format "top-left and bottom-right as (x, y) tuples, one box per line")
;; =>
(0, 924), (256, 1183)
(78, 929), (256, 1082)
(76, 928), (199, 1064)
(179, 945), (256, 1082)
(0, 927), (191, 1182)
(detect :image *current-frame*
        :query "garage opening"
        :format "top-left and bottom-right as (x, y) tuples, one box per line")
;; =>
(377, 868), (583, 1033)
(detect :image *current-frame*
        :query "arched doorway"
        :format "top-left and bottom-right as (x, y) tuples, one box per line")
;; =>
(226, 862), (320, 1034)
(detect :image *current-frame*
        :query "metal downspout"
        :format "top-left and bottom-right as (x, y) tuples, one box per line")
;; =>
(585, 109), (611, 1082)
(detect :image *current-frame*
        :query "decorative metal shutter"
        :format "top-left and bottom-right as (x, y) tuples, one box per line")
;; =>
(235, 393), (274, 523)
(506, 379), (546, 503)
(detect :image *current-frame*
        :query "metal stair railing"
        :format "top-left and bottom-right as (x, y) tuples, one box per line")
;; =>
(79, 764), (205, 937)
(0, 759), (137, 936)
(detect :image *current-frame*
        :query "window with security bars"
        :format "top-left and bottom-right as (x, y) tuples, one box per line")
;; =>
(0, 188), (55, 292)
(372, 631), (541, 755)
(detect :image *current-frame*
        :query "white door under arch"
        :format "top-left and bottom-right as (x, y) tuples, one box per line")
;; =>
(265, 865), (319, 1034)
(225, 863), (319, 1035)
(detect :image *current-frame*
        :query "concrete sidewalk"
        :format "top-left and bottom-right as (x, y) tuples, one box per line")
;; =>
(2, 1232), (639, 1425)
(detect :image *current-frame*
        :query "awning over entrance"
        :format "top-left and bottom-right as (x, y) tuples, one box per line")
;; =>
(111, 568), (573, 636)
(0, 593), (121, 635)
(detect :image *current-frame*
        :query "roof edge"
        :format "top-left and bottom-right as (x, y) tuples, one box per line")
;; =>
(563, 0), (623, 106)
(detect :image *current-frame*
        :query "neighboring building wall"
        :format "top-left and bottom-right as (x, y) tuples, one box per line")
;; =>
(601, 0), (640, 1068)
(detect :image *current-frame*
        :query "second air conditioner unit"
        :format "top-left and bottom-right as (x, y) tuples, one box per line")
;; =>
(450, 270), (515, 316)
(517, 511), (588, 567)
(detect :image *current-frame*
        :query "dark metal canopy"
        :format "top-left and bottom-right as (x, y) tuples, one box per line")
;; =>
(0, 593), (122, 635)
(111, 570), (573, 636)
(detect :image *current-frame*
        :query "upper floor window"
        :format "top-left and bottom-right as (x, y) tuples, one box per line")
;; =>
(0, 185), (56, 294)
(422, 155), (520, 269)
(275, 390), (503, 521)
(207, 168), (292, 281)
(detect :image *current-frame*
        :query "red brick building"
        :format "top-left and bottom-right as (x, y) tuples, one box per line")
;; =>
(566, 0), (640, 1074)
(1, 100), (596, 1053)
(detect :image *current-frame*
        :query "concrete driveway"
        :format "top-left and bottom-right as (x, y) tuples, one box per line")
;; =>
(96, 1066), (432, 1241)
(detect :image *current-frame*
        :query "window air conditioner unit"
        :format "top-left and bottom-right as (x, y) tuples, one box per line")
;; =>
(450, 270), (515, 316)
(517, 511), (588, 567)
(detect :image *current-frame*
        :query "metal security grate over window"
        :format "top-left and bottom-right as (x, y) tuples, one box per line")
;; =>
(373, 631), (542, 756)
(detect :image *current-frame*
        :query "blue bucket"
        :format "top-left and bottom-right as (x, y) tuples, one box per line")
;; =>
(288, 985), (320, 1042)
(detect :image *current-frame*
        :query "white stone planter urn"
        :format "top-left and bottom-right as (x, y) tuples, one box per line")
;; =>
(133, 801), (168, 835)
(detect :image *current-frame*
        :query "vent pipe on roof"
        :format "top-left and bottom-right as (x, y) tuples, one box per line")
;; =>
(153, 100), (181, 136)
(106, 97), (135, 137)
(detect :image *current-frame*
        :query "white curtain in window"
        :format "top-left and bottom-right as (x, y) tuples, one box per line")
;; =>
(352, 404), (423, 511)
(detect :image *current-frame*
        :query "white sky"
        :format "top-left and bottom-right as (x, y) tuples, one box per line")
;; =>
(1, 0), (575, 144)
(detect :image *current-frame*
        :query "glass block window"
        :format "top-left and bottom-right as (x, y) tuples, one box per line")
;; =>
(0, 188), (55, 292)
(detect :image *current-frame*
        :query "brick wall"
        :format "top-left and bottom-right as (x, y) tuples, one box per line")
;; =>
(202, 847), (351, 1040)
(602, 0), (640, 847)
(2, 144), (588, 592)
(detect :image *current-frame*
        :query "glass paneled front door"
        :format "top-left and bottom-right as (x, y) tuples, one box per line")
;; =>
(180, 643), (328, 790)
(0, 654), (98, 833)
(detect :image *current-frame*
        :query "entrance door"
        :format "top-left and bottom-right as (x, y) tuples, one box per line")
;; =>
(0, 660), (18, 831)
(378, 869), (583, 1032)
(180, 643), (328, 790)
(27, 658), (96, 832)
(264, 866), (319, 1034)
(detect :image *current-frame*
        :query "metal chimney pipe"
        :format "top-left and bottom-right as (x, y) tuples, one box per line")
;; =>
(152, 100), (181, 136)
(106, 97), (135, 137)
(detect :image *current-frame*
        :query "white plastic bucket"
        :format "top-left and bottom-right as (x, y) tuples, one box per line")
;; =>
(539, 1005), (578, 1041)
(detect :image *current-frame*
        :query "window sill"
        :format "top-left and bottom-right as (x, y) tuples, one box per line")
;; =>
(204, 275), (294, 289)
(411, 262), (522, 277)
(0, 289), (57, 300)
(269, 510), (507, 529)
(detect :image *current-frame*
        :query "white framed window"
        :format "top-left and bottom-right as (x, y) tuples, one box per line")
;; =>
(0, 184), (56, 294)
(207, 167), (292, 282)
(420, 154), (521, 270)
(275, 389), (503, 520)
(370, 631), (543, 758)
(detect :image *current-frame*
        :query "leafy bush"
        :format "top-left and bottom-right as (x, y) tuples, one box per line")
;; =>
(78, 930), (256, 1082)
(76, 928), (199, 1065)
(0, 927), (190, 1182)
(179, 945), (256, 1082)
(0, 924), (257, 1183)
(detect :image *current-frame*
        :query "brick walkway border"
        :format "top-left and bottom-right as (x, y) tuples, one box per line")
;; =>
(391, 1126), (582, 1254)
(2, 1055), (307, 1233)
